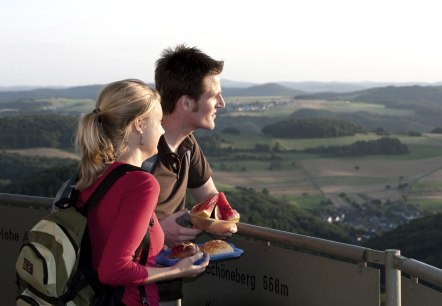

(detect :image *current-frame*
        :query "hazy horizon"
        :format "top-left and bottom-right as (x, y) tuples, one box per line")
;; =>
(2, 0), (442, 87)
(1, 79), (442, 91)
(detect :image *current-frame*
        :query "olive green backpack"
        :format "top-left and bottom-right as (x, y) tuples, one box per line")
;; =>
(15, 164), (151, 306)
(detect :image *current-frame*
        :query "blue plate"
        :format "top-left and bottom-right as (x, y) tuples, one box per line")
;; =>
(156, 243), (244, 267)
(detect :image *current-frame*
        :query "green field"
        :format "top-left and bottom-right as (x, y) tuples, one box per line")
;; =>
(225, 99), (415, 118)
(210, 129), (442, 215)
(220, 132), (442, 159)
(220, 133), (383, 150)
(406, 199), (442, 213)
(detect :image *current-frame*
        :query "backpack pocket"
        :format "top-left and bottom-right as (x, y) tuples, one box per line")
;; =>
(16, 288), (53, 306)
(16, 210), (82, 298)
(16, 288), (79, 306)
(16, 243), (55, 296)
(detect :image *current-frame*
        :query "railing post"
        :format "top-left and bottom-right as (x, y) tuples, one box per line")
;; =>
(385, 249), (401, 306)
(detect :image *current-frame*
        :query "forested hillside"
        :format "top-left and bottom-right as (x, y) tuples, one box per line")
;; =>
(363, 213), (442, 268)
(0, 152), (77, 196)
(0, 115), (76, 149)
(223, 187), (350, 242)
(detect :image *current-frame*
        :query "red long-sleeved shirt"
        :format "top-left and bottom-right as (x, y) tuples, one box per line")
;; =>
(77, 162), (164, 305)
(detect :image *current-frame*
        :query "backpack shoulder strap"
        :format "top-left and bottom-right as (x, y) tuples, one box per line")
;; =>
(68, 163), (147, 305)
(136, 218), (154, 306)
(141, 154), (158, 173)
(80, 163), (142, 215)
(141, 149), (191, 174)
(53, 173), (78, 210)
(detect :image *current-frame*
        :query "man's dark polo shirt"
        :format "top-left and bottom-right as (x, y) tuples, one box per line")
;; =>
(152, 134), (212, 301)
(153, 133), (212, 219)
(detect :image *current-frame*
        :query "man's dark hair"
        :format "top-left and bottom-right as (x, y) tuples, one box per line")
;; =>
(155, 44), (224, 115)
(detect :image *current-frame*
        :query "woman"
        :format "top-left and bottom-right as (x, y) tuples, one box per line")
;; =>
(74, 79), (209, 305)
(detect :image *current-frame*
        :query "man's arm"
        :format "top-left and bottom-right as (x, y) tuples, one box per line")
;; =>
(160, 178), (218, 246)
(160, 177), (237, 246)
(189, 177), (219, 203)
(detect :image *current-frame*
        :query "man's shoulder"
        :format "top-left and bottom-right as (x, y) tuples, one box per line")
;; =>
(177, 134), (196, 154)
(184, 133), (197, 146)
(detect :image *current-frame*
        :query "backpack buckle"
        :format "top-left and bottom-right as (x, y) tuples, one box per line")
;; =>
(141, 296), (150, 306)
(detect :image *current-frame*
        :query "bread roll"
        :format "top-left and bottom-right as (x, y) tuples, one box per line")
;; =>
(170, 241), (199, 259)
(200, 240), (234, 255)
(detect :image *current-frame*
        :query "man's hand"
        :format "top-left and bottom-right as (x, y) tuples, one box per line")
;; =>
(206, 223), (237, 240)
(159, 210), (203, 246)
(205, 192), (239, 239)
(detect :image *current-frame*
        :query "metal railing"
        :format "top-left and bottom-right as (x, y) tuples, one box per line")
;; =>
(2, 192), (442, 306)
(236, 221), (442, 306)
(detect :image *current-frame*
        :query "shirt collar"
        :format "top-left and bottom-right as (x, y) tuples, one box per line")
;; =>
(158, 134), (193, 157)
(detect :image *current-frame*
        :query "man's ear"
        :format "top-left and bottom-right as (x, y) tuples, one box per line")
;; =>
(178, 95), (194, 111)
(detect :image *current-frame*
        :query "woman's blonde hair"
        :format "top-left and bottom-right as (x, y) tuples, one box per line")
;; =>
(75, 79), (160, 190)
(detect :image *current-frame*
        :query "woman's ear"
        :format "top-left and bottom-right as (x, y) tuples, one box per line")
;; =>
(133, 117), (143, 133)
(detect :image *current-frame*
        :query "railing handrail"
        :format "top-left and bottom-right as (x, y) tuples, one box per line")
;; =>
(237, 222), (385, 264)
(0, 192), (52, 208)
(395, 256), (442, 288)
(1, 192), (442, 291)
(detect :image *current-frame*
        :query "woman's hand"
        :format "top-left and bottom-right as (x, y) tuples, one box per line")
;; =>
(145, 251), (209, 284)
(174, 251), (210, 278)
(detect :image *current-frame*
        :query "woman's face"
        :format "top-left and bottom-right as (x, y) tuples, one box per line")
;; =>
(142, 101), (164, 157)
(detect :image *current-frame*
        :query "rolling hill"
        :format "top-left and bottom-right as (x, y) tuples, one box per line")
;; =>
(3, 82), (442, 134)
(291, 85), (442, 133)
(1, 81), (441, 104)
(0, 82), (302, 103)
(222, 82), (304, 97)
(296, 85), (442, 109)
(0, 85), (105, 102)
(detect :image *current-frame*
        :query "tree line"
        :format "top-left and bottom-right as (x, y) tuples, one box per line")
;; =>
(304, 137), (409, 156)
(262, 118), (364, 138)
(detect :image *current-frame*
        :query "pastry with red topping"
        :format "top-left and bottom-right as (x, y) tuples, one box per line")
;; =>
(169, 241), (200, 259)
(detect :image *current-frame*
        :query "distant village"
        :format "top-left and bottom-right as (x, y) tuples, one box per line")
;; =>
(224, 99), (294, 112)
(322, 201), (423, 242)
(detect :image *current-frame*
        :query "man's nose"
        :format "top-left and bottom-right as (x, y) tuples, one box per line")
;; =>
(216, 94), (225, 109)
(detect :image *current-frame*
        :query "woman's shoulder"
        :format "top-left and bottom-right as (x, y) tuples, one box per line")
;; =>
(108, 162), (159, 187)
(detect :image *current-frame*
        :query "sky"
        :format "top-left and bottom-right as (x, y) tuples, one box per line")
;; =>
(1, 0), (442, 87)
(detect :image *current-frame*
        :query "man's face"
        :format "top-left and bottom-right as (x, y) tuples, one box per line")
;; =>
(189, 74), (225, 130)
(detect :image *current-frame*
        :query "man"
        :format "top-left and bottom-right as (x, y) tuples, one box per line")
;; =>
(149, 44), (237, 305)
